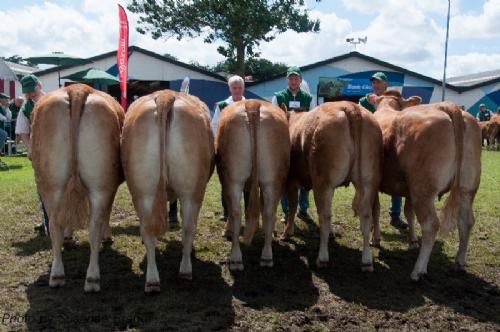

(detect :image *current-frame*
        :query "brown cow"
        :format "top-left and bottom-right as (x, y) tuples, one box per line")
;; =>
(216, 100), (290, 270)
(283, 101), (383, 270)
(121, 90), (214, 292)
(369, 90), (481, 281)
(31, 84), (124, 292)
(484, 115), (500, 150)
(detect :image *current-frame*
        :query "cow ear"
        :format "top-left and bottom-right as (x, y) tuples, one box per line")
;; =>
(402, 96), (421, 108)
(367, 93), (379, 105)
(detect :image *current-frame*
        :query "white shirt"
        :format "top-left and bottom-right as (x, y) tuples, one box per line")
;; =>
(15, 105), (30, 134)
(211, 96), (245, 134)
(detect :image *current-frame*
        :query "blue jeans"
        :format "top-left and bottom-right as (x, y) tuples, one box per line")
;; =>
(390, 196), (402, 217)
(281, 189), (310, 215)
(0, 129), (6, 151)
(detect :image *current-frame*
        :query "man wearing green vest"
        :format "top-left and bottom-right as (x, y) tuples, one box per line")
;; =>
(15, 74), (50, 234)
(476, 104), (493, 122)
(359, 72), (407, 230)
(273, 66), (315, 224)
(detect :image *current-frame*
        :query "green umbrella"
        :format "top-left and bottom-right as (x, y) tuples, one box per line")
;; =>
(61, 68), (120, 86)
(27, 52), (92, 87)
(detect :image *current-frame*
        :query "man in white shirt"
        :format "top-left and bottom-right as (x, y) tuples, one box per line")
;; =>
(210, 75), (248, 222)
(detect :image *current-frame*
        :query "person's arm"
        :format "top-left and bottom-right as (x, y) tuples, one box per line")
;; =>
(211, 104), (221, 135)
(271, 96), (278, 106)
(5, 108), (12, 121)
(15, 111), (32, 159)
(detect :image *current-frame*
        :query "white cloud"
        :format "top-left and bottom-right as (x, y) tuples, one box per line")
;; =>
(446, 52), (500, 77)
(450, 0), (500, 39)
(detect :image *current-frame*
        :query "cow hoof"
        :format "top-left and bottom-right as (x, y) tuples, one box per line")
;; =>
(223, 230), (233, 241)
(370, 239), (381, 248)
(453, 262), (467, 272)
(49, 275), (66, 288)
(409, 240), (419, 250)
(260, 258), (274, 268)
(178, 272), (193, 280)
(410, 272), (427, 282)
(229, 260), (244, 271)
(144, 281), (161, 294)
(361, 263), (374, 272)
(316, 259), (329, 268)
(84, 277), (101, 293)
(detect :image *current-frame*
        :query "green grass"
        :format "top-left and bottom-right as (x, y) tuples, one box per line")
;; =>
(0, 151), (498, 331)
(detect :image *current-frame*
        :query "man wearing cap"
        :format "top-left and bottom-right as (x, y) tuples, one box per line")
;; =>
(359, 72), (408, 230)
(272, 66), (316, 224)
(476, 104), (493, 122)
(0, 93), (13, 156)
(15, 74), (50, 234)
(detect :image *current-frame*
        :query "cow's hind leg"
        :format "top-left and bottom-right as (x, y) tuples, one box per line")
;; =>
(84, 191), (115, 292)
(355, 184), (376, 272)
(411, 196), (439, 281)
(282, 183), (299, 240)
(455, 192), (475, 270)
(228, 182), (244, 271)
(260, 183), (280, 267)
(178, 195), (202, 280)
(313, 184), (334, 268)
(136, 195), (161, 293)
(404, 199), (419, 249)
(45, 190), (66, 288)
(371, 194), (381, 247)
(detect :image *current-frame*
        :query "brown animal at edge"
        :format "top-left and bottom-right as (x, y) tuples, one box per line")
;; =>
(369, 90), (481, 281)
(215, 99), (290, 270)
(283, 101), (383, 271)
(31, 84), (124, 292)
(121, 90), (214, 293)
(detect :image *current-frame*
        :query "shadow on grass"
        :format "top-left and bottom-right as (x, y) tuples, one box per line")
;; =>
(12, 234), (51, 256)
(25, 241), (234, 331)
(290, 221), (499, 325)
(229, 237), (319, 312)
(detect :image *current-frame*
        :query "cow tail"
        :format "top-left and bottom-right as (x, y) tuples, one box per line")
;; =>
(148, 93), (176, 236)
(242, 101), (261, 245)
(56, 87), (91, 230)
(439, 104), (465, 236)
(344, 105), (363, 217)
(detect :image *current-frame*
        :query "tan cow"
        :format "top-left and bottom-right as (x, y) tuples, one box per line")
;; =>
(282, 101), (383, 270)
(216, 100), (290, 270)
(369, 90), (481, 281)
(31, 84), (124, 292)
(121, 90), (214, 292)
(482, 115), (500, 150)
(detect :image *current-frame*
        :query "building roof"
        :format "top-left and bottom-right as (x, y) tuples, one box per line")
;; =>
(447, 69), (500, 88)
(34, 45), (226, 81)
(248, 51), (497, 93)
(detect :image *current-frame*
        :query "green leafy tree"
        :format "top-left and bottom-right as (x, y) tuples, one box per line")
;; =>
(128, 0), (319, 76)
(213, 57), (288, 81)
(1, 55), (36, 67)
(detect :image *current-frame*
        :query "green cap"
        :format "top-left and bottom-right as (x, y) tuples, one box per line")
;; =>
(370, 72), (388, 82)
(20, 74), (39, 93)
(0, 92), (9, 99)
(287, 66), (302, 77)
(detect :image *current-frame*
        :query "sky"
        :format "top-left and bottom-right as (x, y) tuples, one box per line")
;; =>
(0, 0), (499, 79)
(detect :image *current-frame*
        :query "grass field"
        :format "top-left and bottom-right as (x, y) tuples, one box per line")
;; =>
(0, 151), (498, 331)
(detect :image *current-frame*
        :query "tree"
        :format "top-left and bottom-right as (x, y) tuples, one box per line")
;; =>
(128, 0), (319, 76)
(0, 55), (36, 67)
(213, 57), (288, 81)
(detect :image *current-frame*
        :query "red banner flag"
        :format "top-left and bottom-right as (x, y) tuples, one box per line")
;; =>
(117, 4), (129, 111)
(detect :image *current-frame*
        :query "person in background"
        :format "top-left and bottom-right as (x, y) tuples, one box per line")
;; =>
(272, 66), (316, 224)
(359, 72), (408, 230)
(0, 93), (12, 156)
(15, 74), (50, 235)
(476, 104), (493, 122)
(209, 75), (249, 222)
